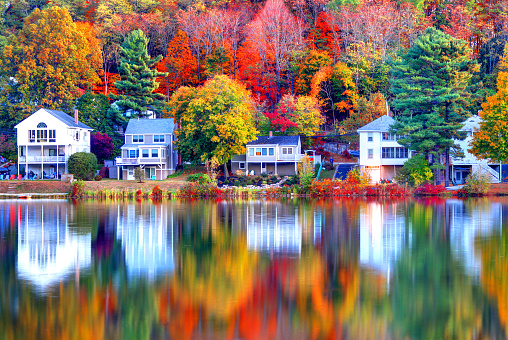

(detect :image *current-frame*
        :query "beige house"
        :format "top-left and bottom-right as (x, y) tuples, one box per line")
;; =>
(115, 119), (178, 180)
(231, 135), (320, 176)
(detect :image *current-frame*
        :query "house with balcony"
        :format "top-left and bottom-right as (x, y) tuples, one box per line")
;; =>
(115, 118), (177, 180)
(358, 115), (501, 184)
(231, 135), (320, 176)
(15, 108), (93, 178)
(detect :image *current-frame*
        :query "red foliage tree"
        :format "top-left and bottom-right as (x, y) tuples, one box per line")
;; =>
(91, 132), (114, 163)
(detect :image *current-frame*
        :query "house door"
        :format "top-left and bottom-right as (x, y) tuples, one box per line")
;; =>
(261, 162), (267, 174)
(127, 167), (134, 180)
(145, 167), (156, 180)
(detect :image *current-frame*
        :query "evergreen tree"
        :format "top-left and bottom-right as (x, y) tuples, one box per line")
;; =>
(111, 29), (167, 118)
(390, 27), (478, 185)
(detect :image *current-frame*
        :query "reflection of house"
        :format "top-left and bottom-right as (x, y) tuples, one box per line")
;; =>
(245, 203), (302, 254)
(17, 201), (91, 292)
(115, 118), (178, 180)
(15, 108), (93, 178)
(231, 135), (320, 176)
(357, 115), (501, 184)
(359, 201), (409, 276)
(116, 204), (176, 279)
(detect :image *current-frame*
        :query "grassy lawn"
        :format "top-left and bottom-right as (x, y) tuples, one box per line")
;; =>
(318, 166), (337, 180)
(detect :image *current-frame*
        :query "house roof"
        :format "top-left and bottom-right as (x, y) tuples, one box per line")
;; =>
(15, 108), (93, 130)
(460, 115), (481, 132)
(232, 155), (246, 162)
(247, 135), (300, 146)
(357, 115), (395, 132)
(125, 118), (175, 135)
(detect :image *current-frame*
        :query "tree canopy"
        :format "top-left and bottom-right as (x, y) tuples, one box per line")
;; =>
(171, 75), (258, 165)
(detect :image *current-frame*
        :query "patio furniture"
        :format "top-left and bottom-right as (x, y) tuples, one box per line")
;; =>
(9, 175), (15, 180)
(17, 175), (22, 180)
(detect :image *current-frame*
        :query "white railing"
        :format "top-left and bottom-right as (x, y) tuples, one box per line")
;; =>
(278, 154), (302, 161)
(116, 157), (165, 165)
(478, 163), (500, 182)
(19, 156), (65, 162)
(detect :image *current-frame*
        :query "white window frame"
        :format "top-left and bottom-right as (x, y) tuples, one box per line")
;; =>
(154, 135), (165, 143)
(142, 149), (149, 158)
(151, 149), (158, 158)
(368, 133), (373, 142)
(133, 135), (144, 143)
(239, 162), (245, 169)
(368, 149), (373, 159)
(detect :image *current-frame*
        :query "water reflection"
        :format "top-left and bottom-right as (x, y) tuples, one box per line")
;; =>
(0, 198), (507, 339)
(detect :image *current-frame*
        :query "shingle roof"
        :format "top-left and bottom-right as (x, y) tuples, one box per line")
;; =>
(247, 135), (300, 146)
(125, 118), (175, 135)
(357, 115), (395, 132)
(232, 155), (246, 162)
(44, 109), (93, 130)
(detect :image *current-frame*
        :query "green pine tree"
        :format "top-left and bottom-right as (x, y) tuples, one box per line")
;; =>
(390, 27), (479, 185)
(111, 29), (167, 118)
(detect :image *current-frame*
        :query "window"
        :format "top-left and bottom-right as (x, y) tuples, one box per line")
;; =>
(262, 148), (267, 156)
(37, 129), (48, 142)
(37, 122), (47, 128)
(162, 149), (165, 158)
(75, 131), (80, 141)
(368, 133), (373, 142)
(368, 149), (373, 159)
(381, 147), (409, 159)
(152, 149), (158, 157)
(282, 147), (293, 155)
(154, 135), (165, 143)
(256, 148), (261, 156)
(269, 148), (274, 156)
(249, 148), (254, 156)
(382, 133), (395, 141)
(133, 135), (144, 143)
(129, 150), (137, 158)
(142, 149), (149, 157)
(239, 162), (245, 169)
(49, 130), (56, 142)
(29, 130), (36, 143)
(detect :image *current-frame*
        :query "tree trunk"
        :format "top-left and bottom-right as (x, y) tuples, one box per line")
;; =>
(445, 149), (450, 187)
(224, 163), (229, 179)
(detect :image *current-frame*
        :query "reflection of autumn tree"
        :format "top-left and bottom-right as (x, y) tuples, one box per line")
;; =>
(172, 202), (263, 323)
(390, 202), (484, 340)
(477, 231), (508, 336)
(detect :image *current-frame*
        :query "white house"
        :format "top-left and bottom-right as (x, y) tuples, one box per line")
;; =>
(115, 118), (178, 180)
(231, 134), (321, 176)
(15, 108), (93, 179)
(357, 115), (501, 184)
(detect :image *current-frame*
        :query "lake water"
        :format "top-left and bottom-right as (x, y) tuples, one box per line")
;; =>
(0, 198), (507, 339)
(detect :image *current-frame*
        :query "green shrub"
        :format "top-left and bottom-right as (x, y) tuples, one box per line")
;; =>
(187, 173), (212, 184)
(167, 170), (183, 178)
(394, 155), (432, 186)
(261, 172), (268, 178)
(67, 152), (97, 180)
(298, 155), (315, 189)
(463, 170), (491, 195)
(94, 175), (102, 181)
(234, 180), (240, 186)
(134, 167), (146, 183)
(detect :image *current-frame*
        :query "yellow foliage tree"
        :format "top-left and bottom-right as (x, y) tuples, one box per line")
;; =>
(0, 6), (101, 120)
(470, 47), (508, 162)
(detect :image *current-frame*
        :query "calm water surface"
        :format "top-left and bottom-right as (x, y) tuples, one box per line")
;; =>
(0, 198), (507, 339)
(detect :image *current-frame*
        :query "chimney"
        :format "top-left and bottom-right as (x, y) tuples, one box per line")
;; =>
(269, 131), (273, 138)
(74, 109), (78, 124)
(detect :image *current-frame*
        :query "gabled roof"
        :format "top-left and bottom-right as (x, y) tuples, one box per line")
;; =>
(460, 115), (481, 132)
(125, 118), (175, 135)
(44, 109), (93, 130)
(357, 115), (395, 132)
(247, 135), (300, 146)
(15, 108), (93, 130)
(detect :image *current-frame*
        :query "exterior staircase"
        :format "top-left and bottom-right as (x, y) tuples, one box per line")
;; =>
(477, 163), (500, 183)
(334, 164), (356, 180)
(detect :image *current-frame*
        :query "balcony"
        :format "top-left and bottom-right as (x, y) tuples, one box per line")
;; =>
(19, 156), (66, 163)
(116, 157), (166, 165)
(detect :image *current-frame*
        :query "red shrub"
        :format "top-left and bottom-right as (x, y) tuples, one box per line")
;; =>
(414, 184), (446, 196)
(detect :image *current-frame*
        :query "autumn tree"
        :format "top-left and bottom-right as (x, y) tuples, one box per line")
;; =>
(248, 0), (305, 101)
(0, 6), (101, 125)
(390, 27), (479, 185)
(310, 62), (358, 126)
(111, 29), (167, 118)
(171, 75), (258, 175)
(91, 132), (114, 163)
(294, 50), (332, 96)
(470, 47), (508, 162)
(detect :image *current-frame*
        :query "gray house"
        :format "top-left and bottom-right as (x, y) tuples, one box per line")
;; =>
(231, 135), (307, 176)
(115, 119), (178, 180)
